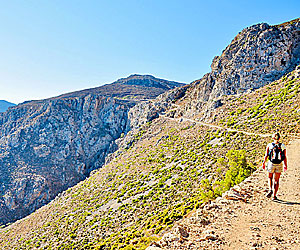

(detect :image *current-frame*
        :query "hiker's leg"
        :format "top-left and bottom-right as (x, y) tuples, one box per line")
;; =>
(268, 173), (273, 191)
(273, 173), (281, 197)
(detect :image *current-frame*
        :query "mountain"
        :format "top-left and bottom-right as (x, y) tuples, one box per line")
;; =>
(148, 65), (300, 250)
(0, 18), (299, 250)
(0, 100), (15, 113)
(1, 65), (299, 250)
(197, 19), (300, 99)
(137, 18), (300, 122)
(0, 75), (184, 225)
(43, 74), (185, 101)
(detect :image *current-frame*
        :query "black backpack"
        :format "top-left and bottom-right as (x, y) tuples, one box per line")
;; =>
(269, 143), (285, 164)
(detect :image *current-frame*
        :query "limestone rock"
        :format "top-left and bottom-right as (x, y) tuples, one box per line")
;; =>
(129, 19), (300, 126)
(184, 19), (300, 118)
(0, 95), (129, 225)
(0, 75), (183, 225)
(157, 226), (189, 247)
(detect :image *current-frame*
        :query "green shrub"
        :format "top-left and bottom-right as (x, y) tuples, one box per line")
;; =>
(214, 149), (255, 196)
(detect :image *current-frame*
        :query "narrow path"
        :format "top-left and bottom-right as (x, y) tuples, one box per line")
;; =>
(149, 139), (300, 249)
(160, 113), (272, 138)
(221, 139), (300, 249)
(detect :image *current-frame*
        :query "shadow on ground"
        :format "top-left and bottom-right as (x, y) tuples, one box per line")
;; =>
(273, 199), (300, 205)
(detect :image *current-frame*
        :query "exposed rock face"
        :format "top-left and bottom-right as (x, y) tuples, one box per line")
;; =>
(0, 100), (15, 113)
(184, 19), (300, 116)
(0, 95), (130, 224)
(128, 85), (189, 129)
(128, 19), (300, 125)
(0, 75), (184, 225)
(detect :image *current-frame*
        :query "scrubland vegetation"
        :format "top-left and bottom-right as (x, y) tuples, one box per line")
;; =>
(217, 76), (300, 138)
(0, 71), (299, 249)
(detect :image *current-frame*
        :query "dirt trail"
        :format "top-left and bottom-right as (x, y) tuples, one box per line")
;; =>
(150, 139), (300, 250)
(181, 117), (272, 138)
(160, 114), (272, 138)
(221, 139), (300, 249)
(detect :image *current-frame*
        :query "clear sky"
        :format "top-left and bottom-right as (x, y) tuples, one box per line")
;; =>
(0, 0), (299, 104)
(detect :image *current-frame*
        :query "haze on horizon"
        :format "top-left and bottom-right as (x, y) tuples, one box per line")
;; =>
(0, 0), (299, 104)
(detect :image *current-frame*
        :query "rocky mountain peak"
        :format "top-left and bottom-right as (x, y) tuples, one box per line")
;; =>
(38, 74), (185, 102)
(0, 75), (183, 225)
(176, 18), (300, 118)
(128, 18), (300, 128)
(113, 74), (186, 90)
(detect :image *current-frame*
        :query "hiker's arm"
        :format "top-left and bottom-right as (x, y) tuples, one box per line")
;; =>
(262, 147), (269, 169)
(283, 149), (287, 171)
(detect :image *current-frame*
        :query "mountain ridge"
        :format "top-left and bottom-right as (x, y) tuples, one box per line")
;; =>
(0, 18), (300, 249)
(19, 74), (185, 106)
(0, 74), (184, 225)
(128, 18), (300, 128)
(1, 59), (299, 250)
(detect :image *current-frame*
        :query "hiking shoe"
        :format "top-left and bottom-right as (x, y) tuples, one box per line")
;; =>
(266, 190), (273, 198)
(272, 196), (278, 201)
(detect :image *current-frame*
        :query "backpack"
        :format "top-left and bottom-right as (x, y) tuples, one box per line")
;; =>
(268, 143), (285, 164)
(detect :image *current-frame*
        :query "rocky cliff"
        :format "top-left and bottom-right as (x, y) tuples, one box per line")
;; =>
(0, 75), (184, 225)
(1, 65), (299, 250)
(186, 18), (300, 114)
(129, 18), (300, 127)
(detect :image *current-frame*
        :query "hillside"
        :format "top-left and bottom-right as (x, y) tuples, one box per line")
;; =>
(0, 75), (184, 225)
(146, 62), (300, 250)
(0, 65), (299, 249)
(0, 100), (15, 113)
(0, 18), (300, 250)
(149, 139), (300, 249)
(184, 64), (300, 139)
(150, 18), (300, 119)
(25, 74), (185, 104)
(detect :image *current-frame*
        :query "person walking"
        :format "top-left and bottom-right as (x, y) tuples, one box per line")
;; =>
(262, 132), (287, 200)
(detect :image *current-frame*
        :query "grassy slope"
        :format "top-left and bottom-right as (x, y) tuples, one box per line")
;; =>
(0, 70), (299, 250)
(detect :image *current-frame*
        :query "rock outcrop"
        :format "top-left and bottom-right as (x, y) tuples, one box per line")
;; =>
(184, 18), (300, 117)
(129, 18), (300, 125)
(128, 84), (189, 129)
(0, 75), (184, 225)
(0, 95), (130, 225)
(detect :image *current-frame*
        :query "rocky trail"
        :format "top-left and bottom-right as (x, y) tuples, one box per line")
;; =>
(148, 139), (300, 250)
(160, 112), (272, 138)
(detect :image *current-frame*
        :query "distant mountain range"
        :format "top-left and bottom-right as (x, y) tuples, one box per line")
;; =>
(0, 100), (15, 112)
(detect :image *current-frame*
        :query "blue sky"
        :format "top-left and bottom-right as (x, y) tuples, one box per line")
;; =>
(0, 0), (299, 104)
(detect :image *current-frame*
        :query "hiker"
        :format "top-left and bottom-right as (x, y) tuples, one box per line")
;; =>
(262, 132), (287, 200)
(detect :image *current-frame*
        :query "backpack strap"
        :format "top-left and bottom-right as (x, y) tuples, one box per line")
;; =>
(268, 143), (274, 159)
